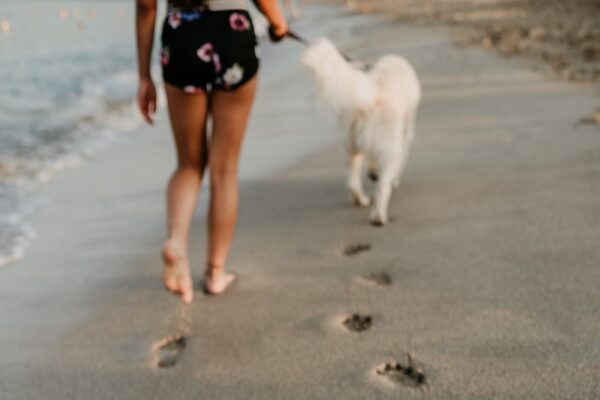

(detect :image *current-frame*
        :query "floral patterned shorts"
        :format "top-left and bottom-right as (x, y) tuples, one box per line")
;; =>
(160, 6), (259, 93)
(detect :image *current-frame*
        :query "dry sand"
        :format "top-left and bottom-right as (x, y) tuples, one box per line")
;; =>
(1, 3), (599, 399)
(336, 0), (600, 85)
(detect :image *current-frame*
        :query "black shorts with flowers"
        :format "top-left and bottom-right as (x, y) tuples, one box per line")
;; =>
(160, 6), (260, 93)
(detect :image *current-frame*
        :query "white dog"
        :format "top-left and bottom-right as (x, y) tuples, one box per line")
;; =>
(301, 38), (421, 226)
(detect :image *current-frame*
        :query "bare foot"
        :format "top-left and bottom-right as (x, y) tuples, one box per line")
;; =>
(203, 267), (236, 295)
(162, 241), (194, 304)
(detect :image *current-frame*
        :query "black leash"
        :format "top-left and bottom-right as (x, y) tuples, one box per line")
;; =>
(286, 29), (310, 46)
(285, 29), (356, 64)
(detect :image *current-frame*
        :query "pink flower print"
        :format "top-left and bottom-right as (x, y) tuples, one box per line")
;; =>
(197, 42), (215, 63)
(229, 13), (250, 32)
(168, 12), (182, 29)
(160, 47), (170, 66)
(197, 43), (222, 72)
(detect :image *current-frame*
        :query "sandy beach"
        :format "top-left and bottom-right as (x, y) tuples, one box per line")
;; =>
(339, 0), (600, 86)
(1, 2), (599, 399)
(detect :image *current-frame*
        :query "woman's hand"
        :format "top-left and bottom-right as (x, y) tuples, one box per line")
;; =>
(268, 21), (289, 42)
(254, 0), (288, 43)
(138, 78), (157, 125)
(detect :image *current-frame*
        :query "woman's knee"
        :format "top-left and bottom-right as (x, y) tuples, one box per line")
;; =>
(209, 160), (238, 185)
(176, 150), (208, 170)
(174, 159), (206, 177)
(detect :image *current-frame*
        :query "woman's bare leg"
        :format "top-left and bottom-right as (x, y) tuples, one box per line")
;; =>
(204, 76), (258, 294)
(162, 84), (209, 304)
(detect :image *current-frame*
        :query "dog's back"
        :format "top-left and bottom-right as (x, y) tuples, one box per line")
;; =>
(369, 55), (421, 114)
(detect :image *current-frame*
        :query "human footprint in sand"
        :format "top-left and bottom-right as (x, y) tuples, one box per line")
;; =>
(136, 0), (288, 303)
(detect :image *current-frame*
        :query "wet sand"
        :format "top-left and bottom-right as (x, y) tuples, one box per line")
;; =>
(1, 3), (599, 399)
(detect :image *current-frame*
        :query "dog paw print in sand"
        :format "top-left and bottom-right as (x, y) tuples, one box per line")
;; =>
(152, 334), (187, 368)
(576, 110), (600, 127)
(338, 242), (371, 257)
(360, 270), (392, 286)
(376, 353), (427, 389)
(342, 313), (373, 332)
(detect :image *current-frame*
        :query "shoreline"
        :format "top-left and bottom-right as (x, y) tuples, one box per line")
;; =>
(0, 0), (146, 268)
(0, 97), (142, 269)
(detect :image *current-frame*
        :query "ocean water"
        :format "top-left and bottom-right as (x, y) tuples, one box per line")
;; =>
(0, 0), (146, 266)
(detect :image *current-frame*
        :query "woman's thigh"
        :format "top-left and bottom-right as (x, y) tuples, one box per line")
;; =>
(209, 76), (258, 173)
(164, 83), (210, 165)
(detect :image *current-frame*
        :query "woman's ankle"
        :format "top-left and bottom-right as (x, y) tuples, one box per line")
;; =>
(163, 238), (187, 259)
(205, 262), (225, 274)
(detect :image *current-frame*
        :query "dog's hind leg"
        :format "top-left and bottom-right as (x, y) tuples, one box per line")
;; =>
(369, 160), (398, 226)
(348, 153), (370, 207)
(367, 159), (379, 182)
